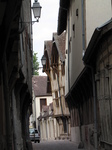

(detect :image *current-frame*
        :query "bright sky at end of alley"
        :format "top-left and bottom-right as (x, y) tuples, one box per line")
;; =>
(32, 0), (59, 75)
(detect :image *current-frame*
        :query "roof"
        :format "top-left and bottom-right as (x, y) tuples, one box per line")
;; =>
(53, 32), (66, 62)
(32, 76), (52, 97)
(83, 19), (112, 65)
(57, 0), (70, 35)
(44, 40), (52, 64)
(65, 19), (112, 107)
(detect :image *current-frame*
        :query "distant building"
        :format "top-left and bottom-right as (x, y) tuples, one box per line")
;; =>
(43, 32), (70, 140)
(31, 76), (52, 132)
(38, 103), (55, 140)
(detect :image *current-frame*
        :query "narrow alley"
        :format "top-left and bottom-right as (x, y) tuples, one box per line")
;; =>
(1, 0), (112, 150)
(32, 140), (84, 150)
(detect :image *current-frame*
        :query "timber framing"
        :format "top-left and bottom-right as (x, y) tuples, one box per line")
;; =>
(65, 67), (93, 108)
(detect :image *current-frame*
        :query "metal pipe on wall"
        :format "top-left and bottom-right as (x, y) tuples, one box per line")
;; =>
(81, 0), (85, 56)
(67, 10), (70, 92)
(2, 52), (13, 150)
(57, 74), (64, 116)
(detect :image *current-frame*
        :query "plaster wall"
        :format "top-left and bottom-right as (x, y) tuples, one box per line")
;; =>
(71, 124), (94, 150)
(51, 60), (69, 116)
(71, 127), (80, 144)
(65, 0), (84, 95)
(85, 0), (112, 47)
(65, 0), (112, 96)
(35, 96), (53, 129)
(46, 118), (55, 140)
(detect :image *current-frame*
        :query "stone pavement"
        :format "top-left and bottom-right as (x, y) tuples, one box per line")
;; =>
(32, 140), (85, 150)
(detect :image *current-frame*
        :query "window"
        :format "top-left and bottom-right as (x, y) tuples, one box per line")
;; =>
(61, 63), (65, 76)
(73, 23), (75, 38)
(55, 91), (59, 107)
(40, 99), (46, 112)
(47, 76), (51, 93)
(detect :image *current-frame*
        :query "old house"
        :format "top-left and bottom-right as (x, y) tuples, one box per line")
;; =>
(38, 103), (55, 141)
(31, 76), (52, 131)
(42, 32), (70, 140)
(57, 0), (112, 150)
(83, 19), (112, 150)
(0, 0), (35, 149)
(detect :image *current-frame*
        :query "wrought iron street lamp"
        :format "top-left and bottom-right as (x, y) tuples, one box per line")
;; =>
(20, 0), (42, 25)
(41, 55), (46, 66)
(32, 0), (42, 22)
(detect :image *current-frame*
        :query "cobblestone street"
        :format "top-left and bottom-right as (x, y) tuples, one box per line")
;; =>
(32, 140), (84, 150)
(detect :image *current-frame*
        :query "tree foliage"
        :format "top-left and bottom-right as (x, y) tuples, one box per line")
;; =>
(33, 52), (39, 75)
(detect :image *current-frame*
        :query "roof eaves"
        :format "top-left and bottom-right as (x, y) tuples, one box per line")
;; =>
(83, 19), (112, 64)
(57, 0), (70, 35)
(53, 32), (65, 62)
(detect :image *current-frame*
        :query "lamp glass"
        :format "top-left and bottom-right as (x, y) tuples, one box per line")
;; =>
(33, 2), (42, 18)
(41, 55), (46, 66)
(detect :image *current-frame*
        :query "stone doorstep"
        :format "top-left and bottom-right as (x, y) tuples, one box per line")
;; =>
(41, 135), (70, 141)
(55, 136), (70, 141)
(60, 134), (70, 140)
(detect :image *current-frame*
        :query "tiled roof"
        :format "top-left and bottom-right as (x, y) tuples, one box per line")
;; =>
(44, 40), (52, 64)
(32, 76), (52, 97)
(53, 31), (66, 62)
(57, 0), (70, 35)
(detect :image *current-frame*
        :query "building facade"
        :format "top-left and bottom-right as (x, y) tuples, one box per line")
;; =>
(57, 0), (112, 150)
(83, 19), (112, 150)
(0, 0), (33, 149)
(38, 103), (55, 141)
(43, 32), (70, 140)
(31, 76), (53, 132)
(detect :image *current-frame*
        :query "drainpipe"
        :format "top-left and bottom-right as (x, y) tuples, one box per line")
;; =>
(85, 65), (98, 150)
(91, 67), (98, 150)
(2, 52), (13, 150)
(67, 12), (70, 92)
(111, 0), (112, 14)
(81, 0), (85, 56)
(57, 74), (64, 116)
(34, 95), (36, 128)
(77, 1), (85, 148)
(78, 106), (84, 149)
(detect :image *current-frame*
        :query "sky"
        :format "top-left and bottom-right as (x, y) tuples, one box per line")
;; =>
(32, 0), (59, 75)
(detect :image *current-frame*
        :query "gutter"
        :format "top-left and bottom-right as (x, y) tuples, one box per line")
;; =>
(83, 18), (112, 64)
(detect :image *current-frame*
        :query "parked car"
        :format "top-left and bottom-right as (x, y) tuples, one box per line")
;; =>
(29, 128), (40, 143)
